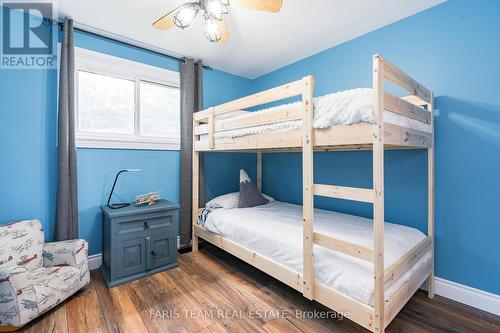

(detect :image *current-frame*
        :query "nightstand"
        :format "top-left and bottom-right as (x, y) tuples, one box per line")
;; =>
(100, 199), (179, 287)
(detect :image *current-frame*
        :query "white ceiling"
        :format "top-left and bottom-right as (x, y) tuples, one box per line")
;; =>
(58, 0), (444, 79)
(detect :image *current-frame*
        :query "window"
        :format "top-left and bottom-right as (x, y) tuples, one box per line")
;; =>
(78, 71), (135, 135)
(75, 48), (180, 150)
(140, 81), (180, 139)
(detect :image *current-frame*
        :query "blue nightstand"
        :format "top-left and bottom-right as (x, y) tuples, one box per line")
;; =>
(100, 199), (179, 287)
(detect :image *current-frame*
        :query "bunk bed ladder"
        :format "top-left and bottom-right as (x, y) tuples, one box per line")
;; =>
(306, 56), (387, 332)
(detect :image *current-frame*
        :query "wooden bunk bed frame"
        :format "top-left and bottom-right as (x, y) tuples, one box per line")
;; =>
(191, 55), (434, 333)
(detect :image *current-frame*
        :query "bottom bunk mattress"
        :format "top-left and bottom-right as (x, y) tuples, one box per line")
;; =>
(200, 201), (431, 306)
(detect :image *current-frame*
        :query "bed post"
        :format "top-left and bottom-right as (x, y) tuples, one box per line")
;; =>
(373, 55), (385, 333)
(208, 107), (215, 149)
(427, 92), (435, 298)
(302, 75), (315, 300)
(192, 118), (200, 252)
(257, 152), (262, 192)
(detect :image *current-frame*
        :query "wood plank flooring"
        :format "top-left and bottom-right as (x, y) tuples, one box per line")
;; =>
(19, 244), (500, 333)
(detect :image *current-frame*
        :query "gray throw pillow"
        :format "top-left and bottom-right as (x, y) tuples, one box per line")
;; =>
(237, 169), (269, 208)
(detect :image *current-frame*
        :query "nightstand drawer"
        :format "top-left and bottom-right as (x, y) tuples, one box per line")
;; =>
(147, 214), (175, 230)
(116, 215), (174, 237)
(116, 219), (146, 236)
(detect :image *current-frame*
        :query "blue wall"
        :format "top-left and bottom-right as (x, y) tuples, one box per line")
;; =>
(0, 55), (58, 240)
(252, 0), (500, 295)
(0, 12), (253, 255)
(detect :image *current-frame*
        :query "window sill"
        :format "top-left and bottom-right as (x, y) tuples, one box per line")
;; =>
(76, 137), (180, 151)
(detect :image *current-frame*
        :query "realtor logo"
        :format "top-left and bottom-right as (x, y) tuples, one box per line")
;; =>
(1, 1), (57, 69)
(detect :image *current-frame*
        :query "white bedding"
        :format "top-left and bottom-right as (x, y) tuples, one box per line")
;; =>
(202, 201), (430, 306)
(199, 88), (430, 141)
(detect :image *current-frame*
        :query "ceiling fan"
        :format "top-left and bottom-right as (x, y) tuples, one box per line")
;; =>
(152, 0), (283, 44)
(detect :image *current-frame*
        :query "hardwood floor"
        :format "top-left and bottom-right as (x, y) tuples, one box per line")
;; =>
(19, 244), (500, 333)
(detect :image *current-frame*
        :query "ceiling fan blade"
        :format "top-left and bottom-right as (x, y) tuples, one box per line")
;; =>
(152, 5), (182, 30)
(217, 21), (230, 44)
(232, 0), (283, 13)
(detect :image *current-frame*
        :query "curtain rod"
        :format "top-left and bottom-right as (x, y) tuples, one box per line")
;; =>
(42, 17), (212, 70)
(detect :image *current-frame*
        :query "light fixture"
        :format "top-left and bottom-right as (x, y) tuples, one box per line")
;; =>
(107, 169), (143, 209)
(204, 0), (229, 21)
(173, 2), (200, 29)
(153, 0), (283, 44)
(204, 17), (222, 42)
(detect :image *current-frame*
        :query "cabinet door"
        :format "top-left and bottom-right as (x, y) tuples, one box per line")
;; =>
(115, 238), (146, 278)
(147, 232), (176, 270)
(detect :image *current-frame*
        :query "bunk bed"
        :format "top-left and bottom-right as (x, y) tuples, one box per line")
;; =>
(191, 55), (434, 333)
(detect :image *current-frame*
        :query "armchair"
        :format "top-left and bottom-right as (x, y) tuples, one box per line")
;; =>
(0, 220), (89, 330)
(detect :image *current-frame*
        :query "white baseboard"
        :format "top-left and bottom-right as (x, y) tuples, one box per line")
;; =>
(88, 253), (102, 271)
(85, 252), (500, 316)
(430, 277), (500, 316)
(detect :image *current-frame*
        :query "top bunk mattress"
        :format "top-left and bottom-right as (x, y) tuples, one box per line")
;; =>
(199, 88), (431, 141)
(201, 201), (430, 306)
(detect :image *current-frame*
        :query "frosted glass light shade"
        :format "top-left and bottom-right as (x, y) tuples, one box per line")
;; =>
(204, 18), (222, 42)
(173, 3), (199, 29)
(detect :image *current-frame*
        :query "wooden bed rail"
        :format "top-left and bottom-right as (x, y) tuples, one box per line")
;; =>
(194, 77), (312, 151)
(193, 103), (303, 135)
(384, 236), (432, 290)
(377, 55), (432, 105)
(384, 92), (431, 124)
(314, 232), (374, 262)
(313, 184), (375, 203)
(194, 78), (306, 121)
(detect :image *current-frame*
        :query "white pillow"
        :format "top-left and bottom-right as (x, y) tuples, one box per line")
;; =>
(262, 193), (275, 203)
(206, 191), (274, 209)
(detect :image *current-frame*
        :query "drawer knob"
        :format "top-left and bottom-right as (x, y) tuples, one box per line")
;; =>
(150, 250), (158, 256)
(143, 221), (149, 229)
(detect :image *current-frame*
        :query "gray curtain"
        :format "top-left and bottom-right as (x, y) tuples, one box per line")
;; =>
(180, 58), (204, 247)
(56, 19), (78, 241)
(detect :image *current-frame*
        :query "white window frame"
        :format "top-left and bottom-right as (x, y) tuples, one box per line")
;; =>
(75, 47), (180, 150)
